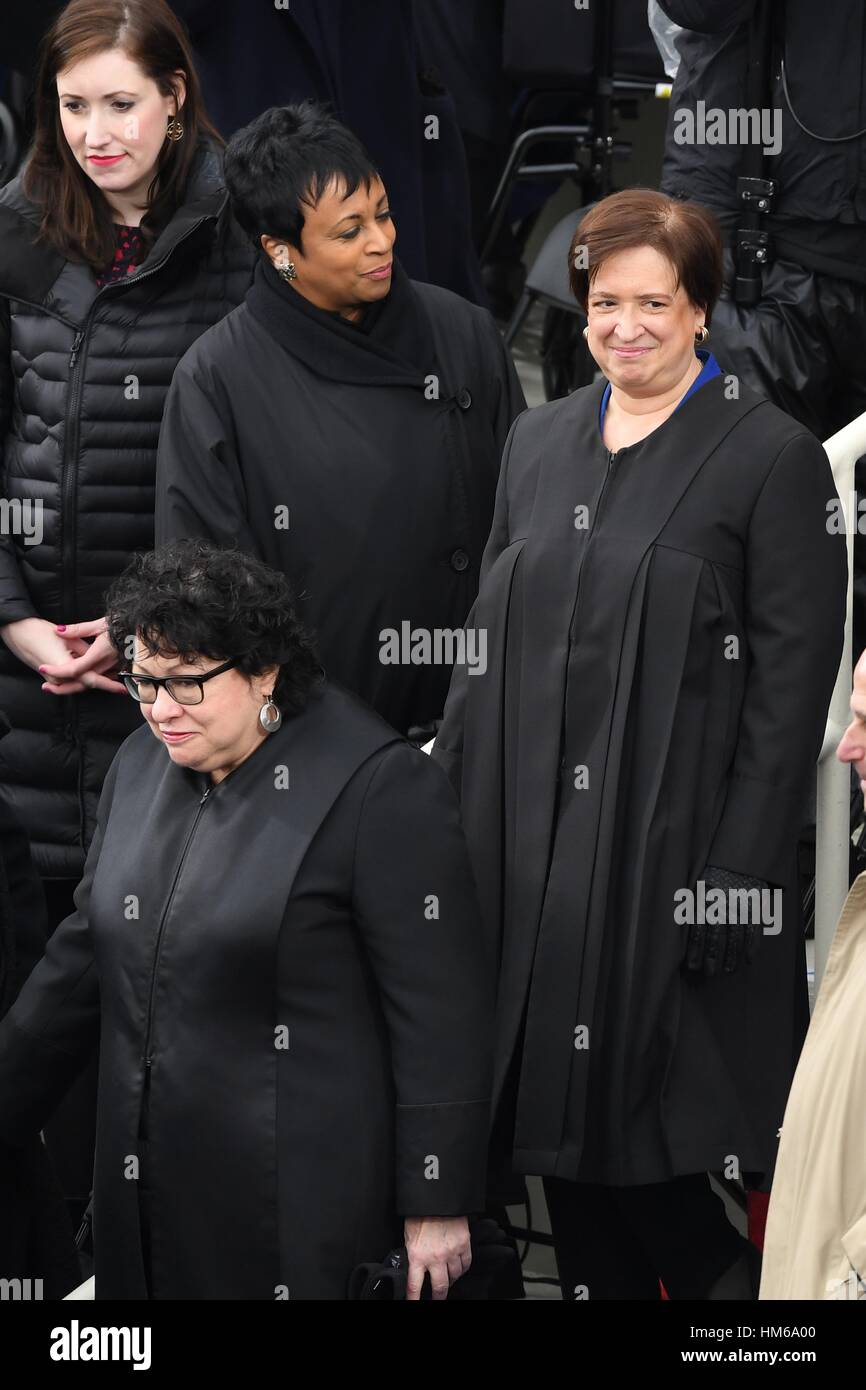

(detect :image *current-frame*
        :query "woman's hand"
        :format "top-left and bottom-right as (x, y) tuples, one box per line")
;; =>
(404, 1215), (471, 1300)
(36, 617), (126, 696)
(0, 616), (91, 685)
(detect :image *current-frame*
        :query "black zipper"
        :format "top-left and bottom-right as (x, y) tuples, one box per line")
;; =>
(61, 330), (88, 621)
(59, 216), (212, 624)
(598, 447), (618, 522)
(587, 447), (619, 537)
(558, 447), (622, 779)
(565, 447), (619, 647)
(142, 781), (213, 1075)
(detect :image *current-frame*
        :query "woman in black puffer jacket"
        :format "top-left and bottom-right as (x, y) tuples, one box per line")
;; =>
(0, 0), (255, 897)
(0, 0), (255, 1206)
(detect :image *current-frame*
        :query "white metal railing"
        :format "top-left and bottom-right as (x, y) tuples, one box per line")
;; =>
(815, 410), (866, 987)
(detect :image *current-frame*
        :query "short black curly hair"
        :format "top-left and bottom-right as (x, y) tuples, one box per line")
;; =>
(224, 100), (380, 252)
(105, 540), (322, 716)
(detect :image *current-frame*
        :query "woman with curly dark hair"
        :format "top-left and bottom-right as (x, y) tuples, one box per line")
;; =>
(0, 540), (493, 1300)
(156, 100), (525, 742)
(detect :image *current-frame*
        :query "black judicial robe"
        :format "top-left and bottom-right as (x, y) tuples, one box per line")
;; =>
(155, 259), (525, 737)
(433, 374), (847, 1187)
(0, 683), (493, 1298)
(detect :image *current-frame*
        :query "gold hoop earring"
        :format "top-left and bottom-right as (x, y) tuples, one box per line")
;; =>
(166, 118), (184, 142)
(695, 325), (709, 344)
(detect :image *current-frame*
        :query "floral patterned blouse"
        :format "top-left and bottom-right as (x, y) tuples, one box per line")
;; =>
(94, 223), (145, 289)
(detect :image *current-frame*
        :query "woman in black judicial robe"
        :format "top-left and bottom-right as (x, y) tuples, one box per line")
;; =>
(155, 102), (525, 741)
(433, 189), (848, 1300)
(0, 541), (493, 1300)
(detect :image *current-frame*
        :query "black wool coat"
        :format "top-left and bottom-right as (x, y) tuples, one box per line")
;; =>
(0, 143), (256, 878)
(155, 259), (525, 737)
(0, 682), (493, 1299)
(433, 374), (847, 1188)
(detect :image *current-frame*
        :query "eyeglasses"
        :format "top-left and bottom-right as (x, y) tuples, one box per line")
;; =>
(118, 657), (239, 705)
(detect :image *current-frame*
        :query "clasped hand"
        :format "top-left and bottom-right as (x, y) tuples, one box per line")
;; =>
(0, 615), (126, 695)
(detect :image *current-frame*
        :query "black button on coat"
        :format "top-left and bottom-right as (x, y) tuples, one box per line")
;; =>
(0, 143), (256, 877)
(0, 683), (494, 1299)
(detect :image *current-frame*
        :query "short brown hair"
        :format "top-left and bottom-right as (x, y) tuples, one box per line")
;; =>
(568, 188), (723, 325)
(23, 0), (223, 270)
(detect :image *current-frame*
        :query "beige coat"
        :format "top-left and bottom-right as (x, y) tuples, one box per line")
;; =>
(760, 873), (866, 1299)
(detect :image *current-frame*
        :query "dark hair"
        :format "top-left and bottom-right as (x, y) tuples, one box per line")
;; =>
(568, 188), (724, 326)
(224, 100), (380, 253)
(23, 0), (223, 270)
(105, 540), (322, 716)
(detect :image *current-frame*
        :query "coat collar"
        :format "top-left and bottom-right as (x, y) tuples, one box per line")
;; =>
(244, 254), (436, 388)
(0, 140), (228, 307)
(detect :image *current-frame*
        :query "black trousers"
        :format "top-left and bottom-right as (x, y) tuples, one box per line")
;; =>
(543, 1172), (747, 1301)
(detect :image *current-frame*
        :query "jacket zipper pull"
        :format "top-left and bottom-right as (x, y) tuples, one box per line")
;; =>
(200, 784), (212, 805)
(68, 330), (84, 370)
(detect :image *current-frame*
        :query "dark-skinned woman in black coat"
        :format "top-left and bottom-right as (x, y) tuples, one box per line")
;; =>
(156, 101), (525, 742)
(0, 540), (493, 1300)
(432, 189), (847, 1300)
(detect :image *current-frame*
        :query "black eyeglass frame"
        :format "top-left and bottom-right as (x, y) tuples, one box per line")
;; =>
(118, 657), (240, 705)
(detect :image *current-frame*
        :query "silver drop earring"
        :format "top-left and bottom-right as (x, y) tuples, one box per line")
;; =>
(259, 695), (282, 733)
(277, 259), (297, 282)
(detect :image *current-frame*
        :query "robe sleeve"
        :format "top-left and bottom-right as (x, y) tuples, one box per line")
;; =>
(155, 356), (259, 555)
(0, 752), (121, 1145)
(0, 299), (37, 625)
(432, 411), (519, 785)
(351, 741), (493, 1218)
(706, 432), (847, 886)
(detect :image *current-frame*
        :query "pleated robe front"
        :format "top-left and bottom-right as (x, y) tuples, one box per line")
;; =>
(434, 374), (846, 1186)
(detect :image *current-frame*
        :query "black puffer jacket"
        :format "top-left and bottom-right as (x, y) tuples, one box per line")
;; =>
(0, 142), (256, 878)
